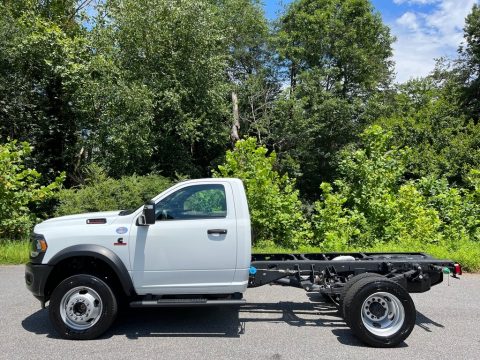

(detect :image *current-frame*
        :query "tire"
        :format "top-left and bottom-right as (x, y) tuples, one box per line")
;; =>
(343, 277), (416, 348)
(340, 273), (384, 318)
(49, 274), (118, 340)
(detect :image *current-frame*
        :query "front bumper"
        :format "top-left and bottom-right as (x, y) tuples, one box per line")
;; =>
(25, 262), (53, 305)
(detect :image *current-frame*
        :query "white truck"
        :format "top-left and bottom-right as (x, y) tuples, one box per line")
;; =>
(25, 178), (462, 347)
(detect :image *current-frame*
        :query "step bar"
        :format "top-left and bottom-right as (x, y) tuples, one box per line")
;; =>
(130, 298), (246, 308)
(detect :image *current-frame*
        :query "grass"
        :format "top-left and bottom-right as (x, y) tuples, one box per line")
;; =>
(253, 241), (480, 273)
(0, 240), (29, 265)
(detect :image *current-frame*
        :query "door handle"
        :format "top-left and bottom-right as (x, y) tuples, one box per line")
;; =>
(207, 229), (227, 235)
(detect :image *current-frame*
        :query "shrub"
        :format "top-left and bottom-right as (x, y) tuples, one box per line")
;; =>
(416, 174), (480, 244)
(213, 138), (312, 248)
(0, 140), (64, 239)
(312, 126), (478, 252)
(55, 164), (172, 216)
(312, 182), (365, 250)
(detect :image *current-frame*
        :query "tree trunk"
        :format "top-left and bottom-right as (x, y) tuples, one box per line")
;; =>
(290, 62), (297, 94)
(230, 90), (240, 143)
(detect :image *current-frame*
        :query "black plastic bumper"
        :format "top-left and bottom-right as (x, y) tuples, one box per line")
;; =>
(25, 262), (53, 304)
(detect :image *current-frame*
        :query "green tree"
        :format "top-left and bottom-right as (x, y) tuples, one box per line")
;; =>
(271, 0), (395, 197)
(277, 0), (393, 95)
(457, 4), (480, 120)
(0, 140), (64, 239)
(83, 0), (231, 178)
(214, 0), (280, 143)
(213, 137), (312, 247)
(0, 2), (90, 184)
(429, 4), (480, 122)
(375, 77), (480, 184)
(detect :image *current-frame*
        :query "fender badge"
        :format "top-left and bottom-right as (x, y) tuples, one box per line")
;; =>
(114, 237), (127, 246)
(116, 227), (128, 234)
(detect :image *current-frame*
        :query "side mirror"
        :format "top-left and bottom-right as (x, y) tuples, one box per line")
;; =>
(139, 200), (156, 226)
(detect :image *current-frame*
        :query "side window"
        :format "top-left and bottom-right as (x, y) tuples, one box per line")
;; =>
(156, 184), (227, 220)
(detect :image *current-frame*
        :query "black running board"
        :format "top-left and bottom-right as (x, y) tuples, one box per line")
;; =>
(130, 298), (246, 308)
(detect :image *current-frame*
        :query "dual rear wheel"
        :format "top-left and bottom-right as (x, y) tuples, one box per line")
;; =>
(341, 275), (416, 347)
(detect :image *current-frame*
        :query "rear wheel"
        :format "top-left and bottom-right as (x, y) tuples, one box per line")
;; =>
(340, 273), (384, 318)
(343, 277), (416, 347)
(49, 274), (118, 340)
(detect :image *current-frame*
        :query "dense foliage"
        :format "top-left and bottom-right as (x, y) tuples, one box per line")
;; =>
(213, 138), (312, 247)
(312, 126), (479, 250)
(1, 0), (479, 269)
(55, 165), (172, 216)
(0, 140), (63, 239)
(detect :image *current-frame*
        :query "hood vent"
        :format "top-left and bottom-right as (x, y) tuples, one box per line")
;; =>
(86, 218), (107, 224)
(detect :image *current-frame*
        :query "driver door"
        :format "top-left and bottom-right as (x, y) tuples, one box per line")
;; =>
(130, 181), (237, 295)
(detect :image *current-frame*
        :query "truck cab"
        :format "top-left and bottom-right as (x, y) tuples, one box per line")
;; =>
(27, 178), (251, 298)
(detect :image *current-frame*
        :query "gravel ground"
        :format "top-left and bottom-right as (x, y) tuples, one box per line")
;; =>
(0, 265), (479, 360)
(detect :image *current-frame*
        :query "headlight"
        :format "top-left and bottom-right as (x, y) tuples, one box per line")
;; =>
(30, 233), (48, 258)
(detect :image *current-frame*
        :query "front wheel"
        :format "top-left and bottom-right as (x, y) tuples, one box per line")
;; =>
(49, 274), (118, 340)
(343, 277), (416, 347)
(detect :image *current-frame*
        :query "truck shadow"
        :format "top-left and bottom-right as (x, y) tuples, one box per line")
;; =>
(21, 300), (342, 340)
(21, 300), (443, 345)
(331, 310), (444, 348)
(107, 300), (344, 339)
(415, 311), (445, 332)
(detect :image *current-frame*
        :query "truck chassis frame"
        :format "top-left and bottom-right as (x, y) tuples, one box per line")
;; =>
(249, 252), (458, 298)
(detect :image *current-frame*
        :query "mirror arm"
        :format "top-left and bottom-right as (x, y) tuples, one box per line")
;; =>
(137, 214), (148, 226)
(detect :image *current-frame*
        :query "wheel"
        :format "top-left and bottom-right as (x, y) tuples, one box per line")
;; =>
(49, 274), (118, 340)
(340, 273), (384, 318)
(343, 277), (416, 347)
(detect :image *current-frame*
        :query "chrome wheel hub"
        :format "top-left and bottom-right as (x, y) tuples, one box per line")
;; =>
(361, 292), (405, 337)
(60, 286), (103, 330)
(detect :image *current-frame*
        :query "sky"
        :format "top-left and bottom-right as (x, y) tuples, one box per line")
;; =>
(263, 0), (479, 83)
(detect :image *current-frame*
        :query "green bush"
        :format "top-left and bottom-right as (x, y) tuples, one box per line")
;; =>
(213, 138), (312, 248)
(55, 164), (173, 216)
(416, 174), (480, 244)
(0, 140), (64, 239)
(312, 126), (480, 257)
(312, 126), (439, 248)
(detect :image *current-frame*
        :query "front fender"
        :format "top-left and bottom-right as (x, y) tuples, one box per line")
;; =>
(48, 244), (135, 296)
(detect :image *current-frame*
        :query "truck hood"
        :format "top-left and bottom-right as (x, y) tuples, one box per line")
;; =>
(35, 210), (123, 231)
